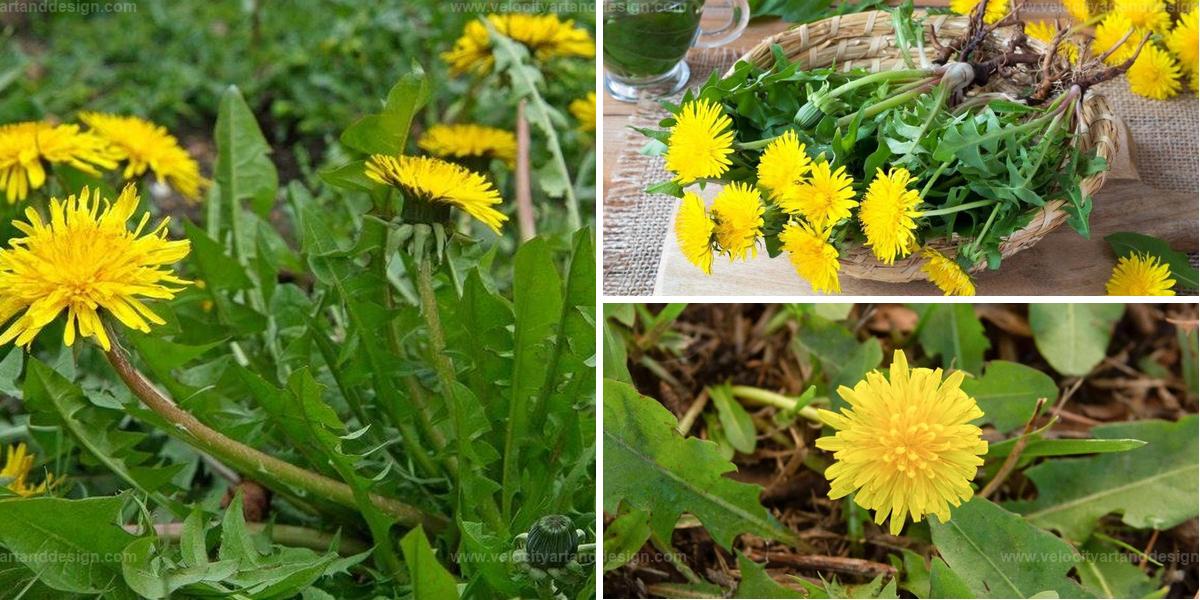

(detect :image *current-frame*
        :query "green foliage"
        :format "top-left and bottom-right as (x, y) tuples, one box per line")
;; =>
(0, 15), (597, 594)
(733, 553), (805, 598)
(1029, 304), (1125, 376)
(602, 506), (652, 572)
(0, 496), (136, 597)
(962, 360), (1058, 433)
(603, 380), (796, 550)
(1010, 416), (1200, 543)
(915, 304), (989, 375)
(930, 498), (1088, 598)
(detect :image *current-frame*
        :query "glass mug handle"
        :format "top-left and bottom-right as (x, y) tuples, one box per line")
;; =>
(693, 0), (751, 49)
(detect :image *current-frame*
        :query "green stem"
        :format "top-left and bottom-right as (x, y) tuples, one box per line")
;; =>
(898, 82), (951, 164)
(826, 68), (930, 98)
(103, 333), (444, 531)
(729, 386), (823, 423)
(968, 202), (1003, 255)
(920, 198), (998, 217)
(836, 85), (931, 128)
(415, 252), (504, 533)
(920, 161), (951, 198)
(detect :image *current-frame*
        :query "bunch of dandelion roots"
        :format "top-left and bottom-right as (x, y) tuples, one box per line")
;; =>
(933, 0), (1151, 117)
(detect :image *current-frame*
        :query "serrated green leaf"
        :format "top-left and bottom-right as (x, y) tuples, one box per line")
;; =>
(0, 496), (137, 597)
(216, 85), (278, 218)
(1009, 416), (1199, 543)
(962, 361), (1058, 433)
(733, 552), (805, 598)
(603, 507), (652, 572)
(1029, 304), (1124, 376)
(916, 304), (989, 374)
(930, 498), (1088, 598)
(929, 555), (974, 598)
(603, 380), (796, 549)
(0, 347), (22, 398)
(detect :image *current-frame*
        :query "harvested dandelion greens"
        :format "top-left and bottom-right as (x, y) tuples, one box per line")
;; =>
(640, 3), (1143, 295)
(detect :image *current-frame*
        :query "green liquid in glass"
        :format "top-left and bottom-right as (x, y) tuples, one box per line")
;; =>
(603, 0), (704, 79)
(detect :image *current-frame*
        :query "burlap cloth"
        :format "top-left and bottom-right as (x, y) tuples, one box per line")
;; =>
(601, 48), (1200, 296)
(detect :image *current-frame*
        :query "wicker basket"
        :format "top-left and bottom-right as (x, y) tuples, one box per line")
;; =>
(729, 10), (1119, 283)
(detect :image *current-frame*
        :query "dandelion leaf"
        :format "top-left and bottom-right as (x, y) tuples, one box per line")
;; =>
(929, 498), (1088, 599)
(733, 553), (804, 599)
(1028, 304), (1124, 376)
(915, 304), (989, 374)
(603, 380), (796, 549)
(961, 360), (1057, 433)
(1009, 416), (1199, 543)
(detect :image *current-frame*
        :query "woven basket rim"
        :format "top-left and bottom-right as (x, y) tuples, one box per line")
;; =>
(721, 10), (1119, 282)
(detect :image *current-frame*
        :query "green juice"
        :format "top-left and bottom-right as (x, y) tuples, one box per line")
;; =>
(603, 0), (704, 79)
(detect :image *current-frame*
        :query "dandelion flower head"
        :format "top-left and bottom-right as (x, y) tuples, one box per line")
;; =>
(418, 123), (518, 167)
(0, 443), (54, 497)
(1127, 44), (1182, 99)
(780, 220), (840, 293)
(665, 99), (735, 185)
(755, 130), (810, 201)
(442, 13), (594, 76)
(921, 247), (976, 296)
(570, 92), (597, 133)
(675, 192), (716, 275)
(0, 121), (119, 204)
(949, 0), (1009, 23)
(816, 350), (989, 535)
(783, 160), (857, 229)
(709, 182), (764, 262)
(80, 113), (208, 201)
(1105, 252), (1176, 295)
(859, 168), (923, 265)
(365, 154), (507, 233)
(0, 185), (190, 351)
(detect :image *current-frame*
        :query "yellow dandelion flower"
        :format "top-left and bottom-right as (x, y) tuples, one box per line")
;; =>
(1092, 14), (1143, 65)
(815, 350), (989, 536)
(1105, 252), (1176, 295)
(1112, 0), (1172, 32)
(365, 155), (507, 233)
(417, 123), (518, 167)
(0, 121), (119, 204)
(1166, 11), (1199, 80)
(569, 92), (596, 133)
(79, 113), (208, 202)
(665, 99), (735, 185)
(675, 192), (716, 275)
(0, 185), (190, 351)
(1128, 44), (1183, 99)
(1026, 20), (1081, 63)
(0, 443), (54, 497)
(1063, 0), (1090, 22)
(755, 130), (810, 201)
(709, 182), (764, 261)
(859, 168), (923, 265)
(442, 13), (594, 76)
(780, 220), (841, 293)
(921, 247), (976, 296)
(949, 0), (1009, 23)
(782, 160), (858, 229)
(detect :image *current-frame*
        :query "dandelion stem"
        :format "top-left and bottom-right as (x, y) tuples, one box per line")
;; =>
(729, 386), (823, 423)
(103, 331), (445, 531)
(126, 522), (372, 556)
(920, 198), (997, 217)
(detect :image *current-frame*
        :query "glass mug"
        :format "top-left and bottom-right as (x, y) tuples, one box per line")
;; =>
(603, 0), (750, 102)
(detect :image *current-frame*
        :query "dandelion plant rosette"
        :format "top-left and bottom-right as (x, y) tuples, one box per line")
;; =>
(643, 7), (1121, 295)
